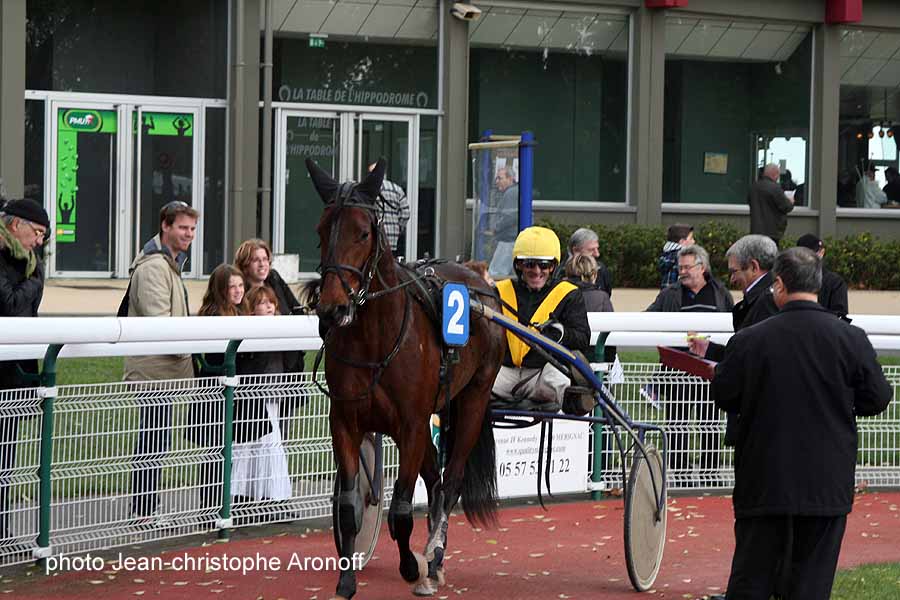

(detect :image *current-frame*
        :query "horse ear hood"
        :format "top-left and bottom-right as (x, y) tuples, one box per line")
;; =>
(358, 158), (386, 203)
(306, 158), (339, 204)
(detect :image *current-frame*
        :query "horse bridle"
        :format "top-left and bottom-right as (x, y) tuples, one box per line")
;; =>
(318, 182), (385, 309)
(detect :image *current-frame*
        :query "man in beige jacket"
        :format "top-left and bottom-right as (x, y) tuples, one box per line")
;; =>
(125, 200), (198, 523)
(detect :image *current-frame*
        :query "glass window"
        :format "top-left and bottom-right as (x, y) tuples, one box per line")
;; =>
(26, 0), (227, 98)
(271, 1), (438, 110)
(418, 115), (438, 258)
(468, 8), (629, 202)
(24, 99), (45, 204)
(203, 107), (227, 273)
(663, 17), (812, 205)
(838, 29), (900, 208)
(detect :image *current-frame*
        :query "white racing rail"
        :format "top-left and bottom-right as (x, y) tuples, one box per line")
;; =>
(0, 313), (896, 568)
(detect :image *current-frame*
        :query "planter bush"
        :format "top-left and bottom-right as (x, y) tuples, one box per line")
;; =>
(537, 220), (898, 290)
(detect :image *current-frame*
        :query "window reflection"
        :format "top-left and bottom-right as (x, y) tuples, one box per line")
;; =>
(663, 17), (812, 204)
(468, 8), (629, 203)
(839, 29), (900, 208)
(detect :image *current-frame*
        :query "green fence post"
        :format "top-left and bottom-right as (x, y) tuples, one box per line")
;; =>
(217, 340), (242, 540)
(35, 344), (63, 565)
(591, 334), (608, 501)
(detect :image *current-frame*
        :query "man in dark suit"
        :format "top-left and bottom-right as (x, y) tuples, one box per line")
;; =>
(711, 247), (892, 599)
(796, 233), (848, 317)
(748, 163), (794, 242)
(688, 234), (780, 445)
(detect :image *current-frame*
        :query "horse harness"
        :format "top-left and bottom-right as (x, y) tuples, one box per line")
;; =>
(315, 184), (493, 411)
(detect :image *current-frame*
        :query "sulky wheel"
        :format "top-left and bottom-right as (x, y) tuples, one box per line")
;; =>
(332, 433), (384, 568)
(623, 444), (667, 591)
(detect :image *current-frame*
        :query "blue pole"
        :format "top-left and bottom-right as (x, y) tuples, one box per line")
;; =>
(474, 129), (493, 261)
(518, 131), (535, 231)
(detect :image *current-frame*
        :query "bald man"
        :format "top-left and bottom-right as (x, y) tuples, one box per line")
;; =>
(748, 163), (794, 243)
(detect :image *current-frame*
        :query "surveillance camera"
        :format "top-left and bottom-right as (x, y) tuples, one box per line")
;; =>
(451, 2), (482, 22)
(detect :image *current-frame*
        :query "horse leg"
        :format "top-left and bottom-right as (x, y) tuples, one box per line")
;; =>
(388, 428), (432, 594)
(332, 423), (362, 600)
(434, 386), (498, 542)
(421, 442), (447, 587)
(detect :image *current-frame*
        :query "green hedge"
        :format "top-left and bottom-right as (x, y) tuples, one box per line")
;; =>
(537, 219), (900, 290)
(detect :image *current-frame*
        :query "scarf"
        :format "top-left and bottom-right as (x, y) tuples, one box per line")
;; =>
(0, 219), (37, 277)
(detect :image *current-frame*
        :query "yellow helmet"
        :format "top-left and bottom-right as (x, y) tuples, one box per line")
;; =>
(512, 226), (561, 262)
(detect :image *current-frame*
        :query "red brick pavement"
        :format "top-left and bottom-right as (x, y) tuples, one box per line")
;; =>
(5, 492), (899, 600)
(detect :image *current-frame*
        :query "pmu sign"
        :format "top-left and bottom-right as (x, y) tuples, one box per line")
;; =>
(63, 110), (102, 132)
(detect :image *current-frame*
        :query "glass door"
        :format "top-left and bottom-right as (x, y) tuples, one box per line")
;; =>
(131, 107), (201, 276)
(274, 109), (418, 276)
(49, 102), (119, 276)
(274, 110), (344, 274)
(49, 100), (202, 278)
(355, 114), (417, 261)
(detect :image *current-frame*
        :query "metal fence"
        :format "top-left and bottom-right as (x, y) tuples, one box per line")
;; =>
(0, 364), (898, 568)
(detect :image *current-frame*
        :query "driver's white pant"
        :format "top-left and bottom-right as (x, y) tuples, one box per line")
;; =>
(492, 363), (569, 405)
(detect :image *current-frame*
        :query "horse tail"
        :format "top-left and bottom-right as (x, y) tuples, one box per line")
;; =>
(457, 407), (498, 528)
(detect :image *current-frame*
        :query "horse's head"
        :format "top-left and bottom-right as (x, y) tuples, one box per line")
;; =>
(306, 157), (386, 328)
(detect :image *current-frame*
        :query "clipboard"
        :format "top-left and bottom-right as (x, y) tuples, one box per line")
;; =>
(658, 345), (717, 381)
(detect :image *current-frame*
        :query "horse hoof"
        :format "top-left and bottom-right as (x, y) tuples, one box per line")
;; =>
(412, 579), (436, 596)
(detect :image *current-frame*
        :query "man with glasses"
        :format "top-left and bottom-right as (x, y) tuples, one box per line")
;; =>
(683, 234), (781, 599)
(688, 235), (780, 441)
(0, 197), (50, 547)
(646, 244), (733, 487)
(491, 226), (591, 414)
(123, 200), (198, 526)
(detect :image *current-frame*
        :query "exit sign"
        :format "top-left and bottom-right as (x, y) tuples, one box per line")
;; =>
(309, 36), (326, 49)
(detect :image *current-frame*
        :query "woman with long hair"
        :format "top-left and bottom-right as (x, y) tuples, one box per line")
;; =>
(191, 263), (247, 519)
(199, 263), (247, 316)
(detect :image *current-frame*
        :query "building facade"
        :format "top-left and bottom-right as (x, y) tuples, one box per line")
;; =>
(0, 0), (898, 278)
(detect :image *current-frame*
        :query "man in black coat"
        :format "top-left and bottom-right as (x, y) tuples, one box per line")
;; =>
(0, 198), (50, 544)
(689, 235), (780, 446)
(748, 163), (794, 242)
(796, 233), (849, 317)
(711, 247), (892, 599)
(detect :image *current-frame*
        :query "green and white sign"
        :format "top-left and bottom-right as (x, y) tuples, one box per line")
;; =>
(56, 108), (117, 243)
(55, 110), (194, 243)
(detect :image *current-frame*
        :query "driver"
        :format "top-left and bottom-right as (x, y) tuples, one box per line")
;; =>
(492, 226), (591, 413)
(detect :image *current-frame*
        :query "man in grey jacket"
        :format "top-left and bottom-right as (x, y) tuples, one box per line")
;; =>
(125, 200), (198, 524)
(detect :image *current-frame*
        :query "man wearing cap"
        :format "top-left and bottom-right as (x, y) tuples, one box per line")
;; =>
(491, 226), (591, 413)
(0, 197), (50, 545)
(796, 234), (848, 317)
(124, 200), (198, 525)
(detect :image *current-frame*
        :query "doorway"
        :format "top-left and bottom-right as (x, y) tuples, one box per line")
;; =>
(273, 109), (427, 276)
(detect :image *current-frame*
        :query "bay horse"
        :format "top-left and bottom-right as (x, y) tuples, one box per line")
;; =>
(305, 158), (505, 599)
